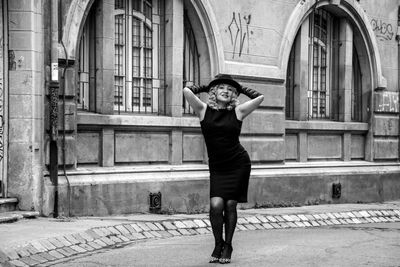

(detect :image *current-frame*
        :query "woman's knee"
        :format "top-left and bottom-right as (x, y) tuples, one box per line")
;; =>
(210, 197), (224, 214)
(224, 200), (237, 213)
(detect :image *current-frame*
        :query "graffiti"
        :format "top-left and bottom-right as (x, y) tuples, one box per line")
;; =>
(227, 12), (252, 58)
(371, 19), (394, 41)
(375, 91), (399, 113)
(8, 50), (16, 70)
(0, 77), (3, 162)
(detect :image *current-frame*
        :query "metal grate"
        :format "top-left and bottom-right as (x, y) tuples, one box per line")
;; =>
(149, 192), (161, 212)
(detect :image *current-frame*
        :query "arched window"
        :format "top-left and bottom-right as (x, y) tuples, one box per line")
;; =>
(77, 0), (209, 117)
(285, 8), (365, 122)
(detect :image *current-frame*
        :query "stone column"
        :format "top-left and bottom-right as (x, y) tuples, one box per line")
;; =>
(342, 132), (351, 161)
(102, 128), (115, 166)
(7, 0), (44, 210)
(165, 0), (184, 164)
(338, 19), (353, 122)
(95, 0), (115, 114)
(165, 0), (184, 117)
(295, 19), (309, 121)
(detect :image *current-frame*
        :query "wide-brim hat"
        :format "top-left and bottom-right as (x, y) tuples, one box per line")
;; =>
(207, 74), (241, 95)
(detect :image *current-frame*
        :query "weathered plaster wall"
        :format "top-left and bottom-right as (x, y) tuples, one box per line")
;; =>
(207, 0), (297, 66)
(360, 0), (399, 91)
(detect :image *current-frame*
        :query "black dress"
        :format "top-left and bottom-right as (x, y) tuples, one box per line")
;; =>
(200, 106), (251, 202)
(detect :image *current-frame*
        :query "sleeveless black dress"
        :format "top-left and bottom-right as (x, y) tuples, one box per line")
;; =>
(200, 106), (251, 203)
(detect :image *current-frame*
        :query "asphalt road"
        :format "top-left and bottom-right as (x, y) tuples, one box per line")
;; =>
(52, 222), (400, 267)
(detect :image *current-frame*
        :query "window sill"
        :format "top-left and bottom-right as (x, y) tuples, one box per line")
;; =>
(285, 120), (369, 132)
(77, 112), (200, 128)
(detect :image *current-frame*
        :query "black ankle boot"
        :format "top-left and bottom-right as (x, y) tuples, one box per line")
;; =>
(209, 241), (224, 263)
(219, 243), (233, 264)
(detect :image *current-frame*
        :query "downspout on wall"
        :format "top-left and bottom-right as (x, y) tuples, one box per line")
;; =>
(397, 6), (400, 162)
(49, 0), (60, 218)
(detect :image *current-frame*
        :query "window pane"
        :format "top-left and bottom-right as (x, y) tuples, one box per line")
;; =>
(132, 48), (140, 77)
(144, 48), (152, 78)
(132, 0), (140, 12)
(144, 0), (152, 19)
(132, 78), (140, 106)
(115, 0), (125, 10)
(313, 67), (318, 90)
(143, 79), (152, 106)
(313, 45), (319, 66)
(114, 77), (124, 105)
(320, 68), (326, 91)
(321, 50), (326, 67)
(145, 26), (152, 48)
(132, 18), (140, 47)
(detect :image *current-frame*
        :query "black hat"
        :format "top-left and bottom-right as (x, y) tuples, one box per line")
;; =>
(208, 74), (242, 94)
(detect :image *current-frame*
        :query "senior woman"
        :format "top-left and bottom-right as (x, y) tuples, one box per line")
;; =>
(183, 74), (264, 264)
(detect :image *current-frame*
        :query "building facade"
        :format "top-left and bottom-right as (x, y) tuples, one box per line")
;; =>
(0, 0), (399, 216)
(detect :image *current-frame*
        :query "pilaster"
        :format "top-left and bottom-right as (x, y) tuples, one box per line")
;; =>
(165, 0), (184, 117)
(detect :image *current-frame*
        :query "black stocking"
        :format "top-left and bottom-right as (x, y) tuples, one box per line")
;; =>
(223, 199), (238, 245)
(209, 197), (225, 246)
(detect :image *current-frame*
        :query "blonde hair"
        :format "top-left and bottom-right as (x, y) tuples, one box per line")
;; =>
(207, 85), (240, 110)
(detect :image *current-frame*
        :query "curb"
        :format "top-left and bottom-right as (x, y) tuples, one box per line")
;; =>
(1, 208), (400, 267)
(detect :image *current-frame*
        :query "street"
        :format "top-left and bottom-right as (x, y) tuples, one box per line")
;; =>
(52, 222), (400, 267)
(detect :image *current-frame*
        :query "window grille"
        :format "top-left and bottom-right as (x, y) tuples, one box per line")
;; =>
(183, 10), (200, 115)
(114, 0), (165, 114)
(78, 23), (90, 110)
(308, 9), (330, 119)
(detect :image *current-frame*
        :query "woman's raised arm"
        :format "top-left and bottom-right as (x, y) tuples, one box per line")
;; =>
(183, 86), (207, 120)
(235, 87), (264, 121)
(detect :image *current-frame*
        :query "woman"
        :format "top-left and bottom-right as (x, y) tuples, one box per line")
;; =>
(183, 74), (264, 264)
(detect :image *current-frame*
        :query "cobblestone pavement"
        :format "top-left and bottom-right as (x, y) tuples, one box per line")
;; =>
(1, 207), (400, 267)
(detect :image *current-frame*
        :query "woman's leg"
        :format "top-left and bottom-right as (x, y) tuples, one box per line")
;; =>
(224, 199), (237, 244)
(209, 197), (225, 262)
(220, 199), (237, 263)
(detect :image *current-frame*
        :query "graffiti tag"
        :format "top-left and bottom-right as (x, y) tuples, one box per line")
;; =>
(0, 77), (3, 162)
(371, 19), (394, 41)
(375, 91), (399, 113)
(227, 12), (252, 58)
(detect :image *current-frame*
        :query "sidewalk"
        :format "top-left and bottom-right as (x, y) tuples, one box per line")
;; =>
(1, 201), (400, 267)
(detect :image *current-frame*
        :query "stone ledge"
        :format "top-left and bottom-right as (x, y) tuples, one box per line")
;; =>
(285, 120), (369, 132)
(0, 198), (18, 205)
(2, 209), (400, 266)
(0, 211), (39, 224)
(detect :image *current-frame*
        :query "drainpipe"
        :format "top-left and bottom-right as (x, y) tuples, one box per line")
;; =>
(397, 7), (400, 162)
(49, 0), (59, 218)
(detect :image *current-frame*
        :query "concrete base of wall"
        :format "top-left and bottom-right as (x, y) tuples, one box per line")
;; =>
(47, 162), (400, 217)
